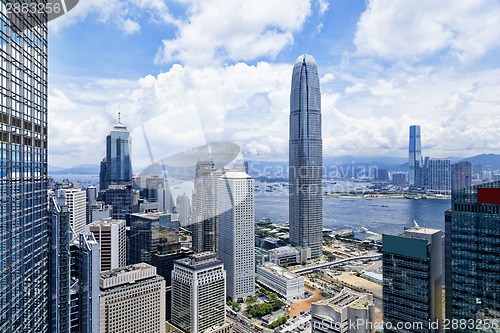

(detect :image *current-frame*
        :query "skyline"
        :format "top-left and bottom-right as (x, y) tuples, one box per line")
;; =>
(48, 0), (500, 170)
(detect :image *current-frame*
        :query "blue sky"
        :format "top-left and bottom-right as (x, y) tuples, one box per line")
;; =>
(48, 0), (500, 170)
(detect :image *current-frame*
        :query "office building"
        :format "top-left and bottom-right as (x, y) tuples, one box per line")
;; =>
(99, 263), (165, 333)
(70, 232), (101, 333)
(424, 158), (451, 193)
(87, 201), (112, 224)
(103, 184), (133, 220)
(289, 54), (323, 258)
(171, 252), (226, 333)
(446, 181), (500, 328)
(192, 160), (226, 253)
(60, 188), (87, 235)
(48, 191), (72, 333)
(383, 227), (443, 332)
(99, 157), (107, 191)
(472, 164), (483, 180)
(158, 186), (174, 213)
(151, 243), (193, 320)
(128, 212), (180, 265)
(256, 263), (304, 300)
(86, 218), (126, 271)
(451, 161), (471, 190)
(87, 186), (97, 203)
(311, 288), (375, 333)
(217, 172), (255, 301)
(176, 194), (191, 227)
(102, 115), (132, 190)
(409, 125), (422, 187)
(0, 8), (48, 330)
(373, 168), (389, 182)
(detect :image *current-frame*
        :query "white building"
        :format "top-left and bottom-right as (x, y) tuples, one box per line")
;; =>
(256, 263), (304, 300)
(311, 288), (375, 333)
(86, 218), (126, 271)
(57, 188), (86, 235)
(176, 194), (191, 227)
(99, 263), (166, 333)
(171, 252), (228, 333)
(217, 172), (255, 301)
(269, 245), (311, 266)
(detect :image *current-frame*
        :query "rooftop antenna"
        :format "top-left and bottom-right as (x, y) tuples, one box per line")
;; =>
(118, 111), (121, 124)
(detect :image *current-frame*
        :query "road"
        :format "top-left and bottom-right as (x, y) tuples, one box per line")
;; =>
(293, 254), (382, 274)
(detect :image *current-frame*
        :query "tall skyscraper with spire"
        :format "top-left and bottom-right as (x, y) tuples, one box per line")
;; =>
(102, 114), (132, 190)
(289, 54), (323, 259)
(0, 7), (49, 331)
(409, 125), (422, 188)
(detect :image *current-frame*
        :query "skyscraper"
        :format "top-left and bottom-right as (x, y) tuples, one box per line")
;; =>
(0, 7), (49, 331)
(289, 54), (323, 258)
(176, 194), (191, 227)
(383, 227), (443, 332)
(409, 125), (422, 188)
(62, 188), (87, 235)
(171, 252), (228, 333)
(446, 181), (500, 328)
(103, 115), (132, 190)
(192, 160), (225, 253)
(424, 158), (451, 193)
(217, 172), (255, 301)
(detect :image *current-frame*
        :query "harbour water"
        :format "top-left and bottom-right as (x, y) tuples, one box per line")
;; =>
(254, 186), (451, 236)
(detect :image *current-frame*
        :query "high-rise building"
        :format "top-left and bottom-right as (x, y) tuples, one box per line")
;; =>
(383, 227), (443, 332)
(289, 54), (323, 259)
(128, 212), (180, 265)
(86, 218), (126, 271)
(102, 116), (132, 190)
(48, 191), (72, 333)
(99, 157), (107, 191)
(60, 188), (87, 235)
(0, 8), (48, 330)
(87, 201), (112, 224)
(176, 194), (191, 227)
(451, 161), (471, 190)
(472, 164), (483, 180)
(217, 172), (255, 301)
(151, 243), (193, 321)
(409, 125), (422, 188)
(192, 160), (226, 253)
(171, 252), (227, 333)
(391, 172), (408, 186)
(70, 232), (101, 333)
(99, 263), (166, 333)
(424, 158), (451, 193)
(446, 181), (500, 329)
(104, 184), (133, 220)
(311, 288), (375, 333)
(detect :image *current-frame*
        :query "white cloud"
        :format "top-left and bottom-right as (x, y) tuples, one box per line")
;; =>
(49, 0), (177, 34)
(155, 0), (311, 65)
(354, 0), (500, 63)
(317, 0), (329, 15)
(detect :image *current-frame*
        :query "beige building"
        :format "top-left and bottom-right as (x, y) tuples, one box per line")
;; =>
(86, 218), (126, 271)
(311, 288), (375, 333)
(99, 263), (166, 333)
(256, 263), (304, 300)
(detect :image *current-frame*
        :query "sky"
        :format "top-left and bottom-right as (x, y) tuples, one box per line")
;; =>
(48, 0), (500, 171)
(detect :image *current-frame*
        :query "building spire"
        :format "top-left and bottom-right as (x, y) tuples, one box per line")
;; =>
(118, 111), (121, 124)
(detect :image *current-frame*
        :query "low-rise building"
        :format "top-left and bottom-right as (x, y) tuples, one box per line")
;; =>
(311, 288), (375, 333)
(269, 245), (311, 266)
(256, 263), (304, 299)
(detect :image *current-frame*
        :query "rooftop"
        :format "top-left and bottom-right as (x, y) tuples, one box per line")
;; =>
(220, 171), (251, 179)
(259, 263), (300, 281)
(314, 288), (373, 311)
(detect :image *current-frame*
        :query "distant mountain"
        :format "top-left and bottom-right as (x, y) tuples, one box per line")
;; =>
(49, 164), (100, 175)
(48, 165), (65, 172)
(460, 154), (500, 171)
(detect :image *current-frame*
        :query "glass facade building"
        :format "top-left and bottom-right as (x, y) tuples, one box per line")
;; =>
(103, 120), (132, 190)
(383, 228), (443, 333)
(447, 181), (500, 330)
(0, 3), (49, 331)
(409, 125), (422, 188)
(289, 54), (323, 258)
